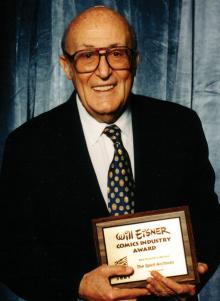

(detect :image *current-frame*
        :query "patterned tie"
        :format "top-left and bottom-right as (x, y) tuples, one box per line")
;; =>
(103, 124), (135, 215)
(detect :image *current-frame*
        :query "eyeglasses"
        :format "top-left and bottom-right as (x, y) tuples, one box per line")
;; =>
(63, 46), (137, 73)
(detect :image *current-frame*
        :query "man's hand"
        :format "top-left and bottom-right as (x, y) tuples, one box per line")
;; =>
(145, 262), (208, 300)
(79, 262), (208, 300)
(79, 264), (150, 301)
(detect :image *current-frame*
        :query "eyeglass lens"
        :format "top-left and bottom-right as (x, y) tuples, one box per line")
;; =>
(74, 48), (132, 73)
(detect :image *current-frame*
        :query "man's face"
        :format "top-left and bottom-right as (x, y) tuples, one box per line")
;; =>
(60, 10), (138, 123)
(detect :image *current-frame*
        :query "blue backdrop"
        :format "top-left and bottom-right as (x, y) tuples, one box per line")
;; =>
(0, 0), (219, 300)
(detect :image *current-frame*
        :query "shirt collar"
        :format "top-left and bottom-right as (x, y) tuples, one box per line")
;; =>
(76, 94), (132, 146)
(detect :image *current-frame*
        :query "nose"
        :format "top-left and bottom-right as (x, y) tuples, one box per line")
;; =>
(95, 54), (112, 79)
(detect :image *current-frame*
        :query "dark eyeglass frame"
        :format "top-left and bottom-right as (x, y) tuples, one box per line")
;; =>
(63, 46), (137, 73)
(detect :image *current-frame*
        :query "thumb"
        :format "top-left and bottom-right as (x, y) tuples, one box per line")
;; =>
(106, 265), (134, 277)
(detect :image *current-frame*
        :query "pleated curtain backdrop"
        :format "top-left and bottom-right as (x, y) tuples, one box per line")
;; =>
(0, 0), (219, 300)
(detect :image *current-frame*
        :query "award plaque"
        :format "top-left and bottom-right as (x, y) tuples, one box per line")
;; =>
(92, 206), (199, 288)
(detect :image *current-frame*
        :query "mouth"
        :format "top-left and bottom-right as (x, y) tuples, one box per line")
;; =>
(92, 84), (115, 92)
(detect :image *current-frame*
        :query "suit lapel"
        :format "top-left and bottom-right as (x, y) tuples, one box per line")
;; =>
(58, 93), (109, 218)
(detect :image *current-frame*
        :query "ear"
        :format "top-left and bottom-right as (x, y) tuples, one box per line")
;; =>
(135, 51), (140, 67)
(59, 55), (74, 80)
(132, 51), (140, 76)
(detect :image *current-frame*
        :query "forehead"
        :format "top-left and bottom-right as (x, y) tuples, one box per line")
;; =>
(65, 9), (132, 52)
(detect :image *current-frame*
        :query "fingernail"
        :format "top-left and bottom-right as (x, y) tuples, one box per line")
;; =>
(151, 271), (159, 277)
(126, 266), (133, 273)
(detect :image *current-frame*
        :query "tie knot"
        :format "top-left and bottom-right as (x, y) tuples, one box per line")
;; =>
(103, 125), (122, 145)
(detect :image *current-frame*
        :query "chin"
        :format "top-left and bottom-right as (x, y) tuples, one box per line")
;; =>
(93, 102), (117, 113)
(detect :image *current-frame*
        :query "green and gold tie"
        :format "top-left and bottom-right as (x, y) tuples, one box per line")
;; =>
(103, 124), (135, 215)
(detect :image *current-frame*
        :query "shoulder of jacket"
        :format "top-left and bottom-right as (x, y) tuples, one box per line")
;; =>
(131, 93), (198, 119)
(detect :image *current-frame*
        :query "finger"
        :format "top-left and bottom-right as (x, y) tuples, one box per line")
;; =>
(197, 262), (208, 274)
(150, 271), (196, 296)
(146, 277), (174, 296)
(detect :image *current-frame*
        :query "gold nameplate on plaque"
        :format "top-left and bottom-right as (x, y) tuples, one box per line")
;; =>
(92, 206), (199, 288)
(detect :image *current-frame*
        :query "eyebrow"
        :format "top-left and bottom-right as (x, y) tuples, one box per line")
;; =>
(81, 43), (123, 48)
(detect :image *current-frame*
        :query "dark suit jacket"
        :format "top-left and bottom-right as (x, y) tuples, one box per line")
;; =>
(0, 93), (219, 301)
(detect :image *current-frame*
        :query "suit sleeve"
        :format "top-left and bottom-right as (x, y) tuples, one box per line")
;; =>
(186, 111), (220, 289)
(0, 133), (41, 300)
(0, 132), (81, 301)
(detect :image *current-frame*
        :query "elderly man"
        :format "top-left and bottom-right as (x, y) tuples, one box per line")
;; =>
(0, 5), (219, 301)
